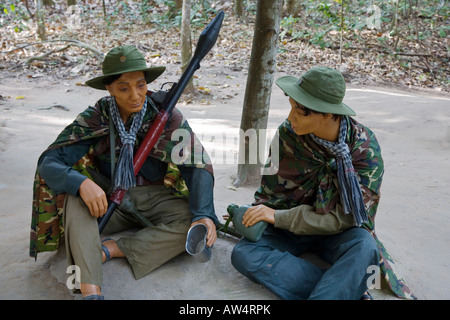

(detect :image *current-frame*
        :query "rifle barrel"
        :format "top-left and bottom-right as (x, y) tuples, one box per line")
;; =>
(98, 202), (117, 232)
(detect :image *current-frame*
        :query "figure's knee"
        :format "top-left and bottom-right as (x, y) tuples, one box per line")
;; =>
(65, 194), (90, 217)
(63, 194), (98, 231)
(352, 228), (379, 264)
(231, 240), (250, 273)
(231, 240), (263, 277)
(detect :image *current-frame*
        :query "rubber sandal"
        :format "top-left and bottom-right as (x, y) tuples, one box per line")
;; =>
(360, 291), (373, 300)
(101, 237), (113, 263)
(83, 294), (104, 300)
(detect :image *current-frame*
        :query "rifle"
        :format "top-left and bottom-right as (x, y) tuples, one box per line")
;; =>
(98, 11), (225, 232)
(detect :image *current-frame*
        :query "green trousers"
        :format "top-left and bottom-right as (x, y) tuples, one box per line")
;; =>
(63, 184), (192, 287)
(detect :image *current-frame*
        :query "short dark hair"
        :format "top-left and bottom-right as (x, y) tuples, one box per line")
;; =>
(303, 106), (340, 121)
(286, 93), (340, 121)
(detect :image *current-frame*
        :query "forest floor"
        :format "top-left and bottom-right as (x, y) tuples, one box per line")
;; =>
(1, 4), (448, 98)
(0, 5), (449, 302)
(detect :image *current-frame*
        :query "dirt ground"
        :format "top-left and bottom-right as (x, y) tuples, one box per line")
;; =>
(0, 64), (449, 300)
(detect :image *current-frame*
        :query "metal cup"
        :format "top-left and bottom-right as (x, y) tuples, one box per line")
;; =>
(185, 223), (211, 262)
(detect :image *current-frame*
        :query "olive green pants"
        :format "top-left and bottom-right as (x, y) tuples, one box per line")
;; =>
(63, 184), (192, 287)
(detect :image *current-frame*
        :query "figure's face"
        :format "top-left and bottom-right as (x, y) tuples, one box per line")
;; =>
(105, 71), (147, 122)
(287, 97), (328, 137)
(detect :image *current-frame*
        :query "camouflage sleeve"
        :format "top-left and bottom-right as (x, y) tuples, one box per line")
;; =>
(353, 127), (384, 231)
(274, 203), (354, 235)
(37, 142), (92, 195)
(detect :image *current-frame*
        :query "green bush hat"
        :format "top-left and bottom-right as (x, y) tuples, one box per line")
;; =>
(85, 45), (166, 90)
(276, 66), (356, 116)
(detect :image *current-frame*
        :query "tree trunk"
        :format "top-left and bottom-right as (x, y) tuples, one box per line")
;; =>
(283, 0), (300, 16)
(168, 0), (182, 19)
(234, 0), (243, 19)
(102, 0), (106, 17)
(339, 0), (344, 64)
(180, 0), (195, 95)
(232, 0), (282, 188)
(34, 0), (46, 40)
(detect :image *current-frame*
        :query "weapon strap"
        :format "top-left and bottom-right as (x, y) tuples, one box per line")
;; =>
(109, 111), (116, 184)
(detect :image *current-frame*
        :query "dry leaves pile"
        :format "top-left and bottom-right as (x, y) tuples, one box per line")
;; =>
(0, 2), (448, 98)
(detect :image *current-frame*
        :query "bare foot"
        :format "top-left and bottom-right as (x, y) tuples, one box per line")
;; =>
(81, 283), (102, 299)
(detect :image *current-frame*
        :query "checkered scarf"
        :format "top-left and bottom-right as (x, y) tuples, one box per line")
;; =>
(109, 96), (147, 191)
(310, 117), (368, 226)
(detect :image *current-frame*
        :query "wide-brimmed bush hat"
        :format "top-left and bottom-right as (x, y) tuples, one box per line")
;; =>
(85, 45), (166, 90)
(276, 66), (355, 116)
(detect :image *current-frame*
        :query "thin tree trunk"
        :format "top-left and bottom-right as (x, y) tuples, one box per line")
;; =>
(168, 0), (182, 19)
(390, 0), (400, 52)
(234, 0), (243, 19)
(232, 0), (282, 188)
(34, 0), (46, 40)
(283, 0), (300, 16)
(339, 0), (344, 64)
(180, 0), (195, 95)
(102, 0), (106, 17)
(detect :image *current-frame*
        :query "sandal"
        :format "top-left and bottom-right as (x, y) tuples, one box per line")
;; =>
(83, 294), (104, 300)
(360, 291), (373, 300)
(101, 237), (113, 263)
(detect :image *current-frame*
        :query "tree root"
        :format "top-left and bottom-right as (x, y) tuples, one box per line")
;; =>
(4, 39), (105, 65)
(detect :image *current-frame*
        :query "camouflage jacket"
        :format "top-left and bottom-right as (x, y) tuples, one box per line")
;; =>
(30, 92), (213, 258)
(253, 117), (416, 299)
